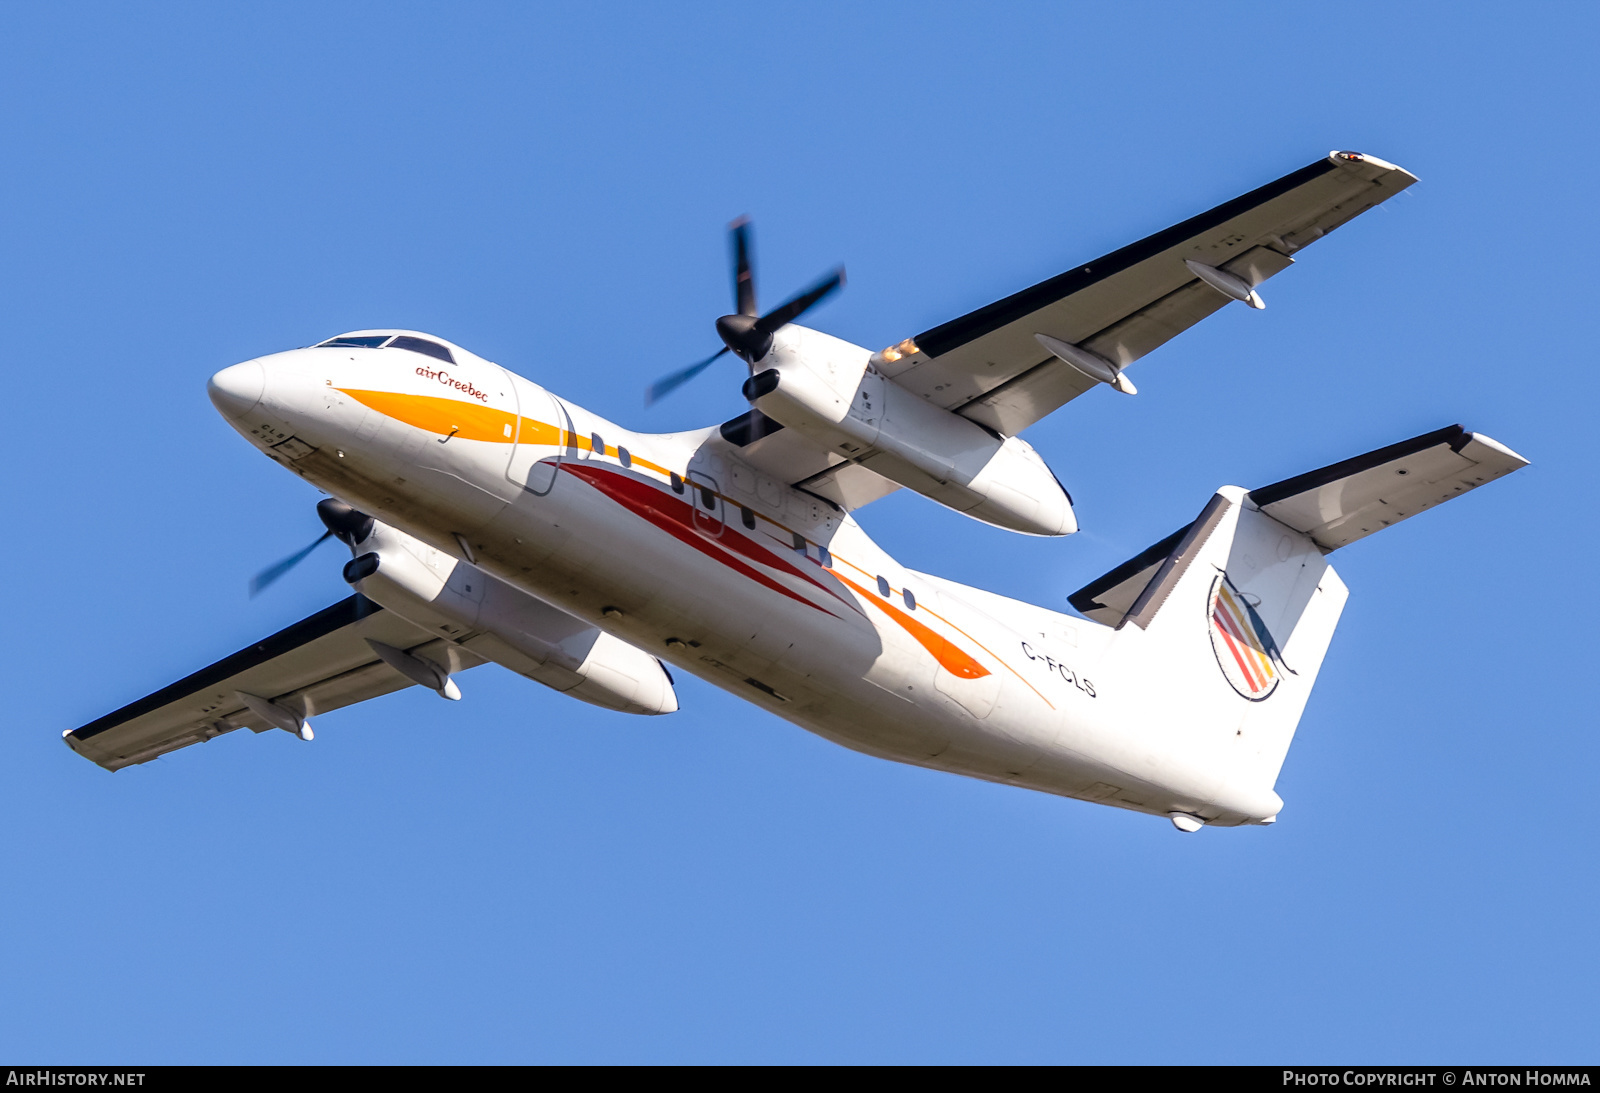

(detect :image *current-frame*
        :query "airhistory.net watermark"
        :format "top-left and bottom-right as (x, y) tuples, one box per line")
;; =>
(5, 1073), (144, 1087)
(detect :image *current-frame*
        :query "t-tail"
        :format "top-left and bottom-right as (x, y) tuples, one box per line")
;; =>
(1070, 425), (1527, 831)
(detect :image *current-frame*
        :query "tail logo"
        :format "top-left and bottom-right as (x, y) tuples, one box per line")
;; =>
(1207, 574), (1287, 701)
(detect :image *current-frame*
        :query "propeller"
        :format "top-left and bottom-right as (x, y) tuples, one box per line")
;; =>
(645, 217), (844, 405)
(645, 345), (730, 406)
(249, 499), (375, 596)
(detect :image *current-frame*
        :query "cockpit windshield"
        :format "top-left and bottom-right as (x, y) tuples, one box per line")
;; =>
(314, 333), (456, 364)
(317, 335), (390, 349)
(386, 335), (454, 364)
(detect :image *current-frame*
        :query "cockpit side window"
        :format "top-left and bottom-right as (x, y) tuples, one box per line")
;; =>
(317, 335), (392, 349)
(387, 335), (454, 364)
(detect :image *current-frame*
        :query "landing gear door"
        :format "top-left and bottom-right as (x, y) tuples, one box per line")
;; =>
(504, 377), (567, 497)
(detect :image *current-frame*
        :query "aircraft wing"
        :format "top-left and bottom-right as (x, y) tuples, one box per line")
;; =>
(878, 151), (1418, 437)
(65, 594), (487, 771)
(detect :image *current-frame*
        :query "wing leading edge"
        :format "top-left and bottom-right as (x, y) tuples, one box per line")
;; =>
(66, 595), (486, 771)
(880, 151), (1418, 437)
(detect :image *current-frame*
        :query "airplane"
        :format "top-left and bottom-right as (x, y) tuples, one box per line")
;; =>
(64, 150), (1527, 833)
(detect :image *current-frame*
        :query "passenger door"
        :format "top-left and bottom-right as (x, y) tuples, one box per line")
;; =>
(504, 378), (567, 496)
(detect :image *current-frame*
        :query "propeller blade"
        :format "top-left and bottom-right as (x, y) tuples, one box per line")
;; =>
(249, 530), (335, 597)
(731, 217), (757, 317)
(754, 267), (845, 336)
(645, 346), (730, 406)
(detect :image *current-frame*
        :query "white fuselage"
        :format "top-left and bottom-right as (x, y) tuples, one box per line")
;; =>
(207, 333), (1283, 826)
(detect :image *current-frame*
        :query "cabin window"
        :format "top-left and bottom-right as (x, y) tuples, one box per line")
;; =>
(876, 576), (891, 598)
(671, 472), (685, 494)
(902, 588), (916, 610)
(818, 546), (832, 568)
(740, 506), (756, 530)
(792, 532), (805, 551)
(618, 446), (632, 468)
(387, 335), (454, 363)
(591, 433), (605, 457)
(699, 486), (715, 510)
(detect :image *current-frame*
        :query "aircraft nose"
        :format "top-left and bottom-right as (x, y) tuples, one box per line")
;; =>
(208, 360), (264, 419)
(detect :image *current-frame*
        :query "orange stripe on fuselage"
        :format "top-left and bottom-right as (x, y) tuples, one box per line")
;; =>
(827, 556), (1059, 706)
(335, 388), (674, 476)
(339, 388), (525, 443)
(831, 572), (990, 680)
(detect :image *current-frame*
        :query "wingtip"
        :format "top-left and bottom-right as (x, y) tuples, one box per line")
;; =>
(1330, 149), (1401, 172)
(1459, 430), (1531, 470)
(1329, 149), (1417, 184)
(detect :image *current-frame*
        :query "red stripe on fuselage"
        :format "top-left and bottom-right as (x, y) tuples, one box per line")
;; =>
(560, 464), (845, 617)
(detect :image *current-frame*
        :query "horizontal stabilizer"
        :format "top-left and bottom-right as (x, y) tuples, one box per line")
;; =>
(1247, 425), (1528, 550)
(65, 595), (486, 771)
(1070, 425), (1527, 627)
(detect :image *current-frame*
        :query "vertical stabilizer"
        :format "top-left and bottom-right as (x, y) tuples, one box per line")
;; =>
(1070, 426), (1525, 828)
(1087, 487), (1347, 825)
(1207, 497), (1349, 793)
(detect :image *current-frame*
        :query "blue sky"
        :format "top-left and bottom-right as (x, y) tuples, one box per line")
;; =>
(1, 1), (1594, 1063)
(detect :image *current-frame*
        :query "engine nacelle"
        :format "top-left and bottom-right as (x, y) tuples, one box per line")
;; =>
(342, 523), (677, 715)
(744, 327), (1076, 536)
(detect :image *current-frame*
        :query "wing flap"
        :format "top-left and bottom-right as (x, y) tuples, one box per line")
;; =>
(714, 409), (903, 512)
(792, 460), (904, 510)
(961, 273), (1244, 434)
(66, 595), (485, 771)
